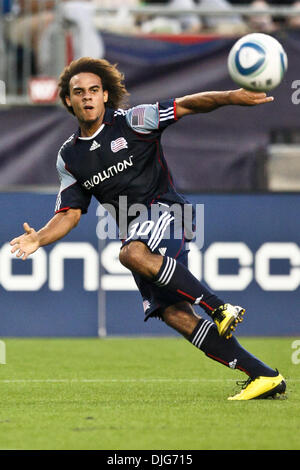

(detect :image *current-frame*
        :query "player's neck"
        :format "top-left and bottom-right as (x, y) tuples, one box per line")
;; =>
(79, 117), (104, 138)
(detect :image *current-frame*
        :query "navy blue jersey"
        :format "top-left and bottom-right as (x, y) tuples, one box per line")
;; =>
(55, 99), (188, 228)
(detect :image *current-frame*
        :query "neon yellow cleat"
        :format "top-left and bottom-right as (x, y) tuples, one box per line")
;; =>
(211, 304), (245, 339)
(228, 372), (286, 400)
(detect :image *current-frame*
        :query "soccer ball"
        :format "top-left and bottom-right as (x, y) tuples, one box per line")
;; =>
(227, 33), (288, 92)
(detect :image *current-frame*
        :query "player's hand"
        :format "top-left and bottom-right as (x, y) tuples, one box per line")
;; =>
(10, 222), (40, 260)
(229, 88), (274, 106)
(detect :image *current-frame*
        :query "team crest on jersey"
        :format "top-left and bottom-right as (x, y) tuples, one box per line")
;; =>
(111, 137), (128, 153)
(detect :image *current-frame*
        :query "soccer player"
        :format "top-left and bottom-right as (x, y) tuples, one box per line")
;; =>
(10, 57), (286, 400)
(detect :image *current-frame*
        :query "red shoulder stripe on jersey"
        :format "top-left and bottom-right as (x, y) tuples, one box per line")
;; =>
(173, 99), (178, 121)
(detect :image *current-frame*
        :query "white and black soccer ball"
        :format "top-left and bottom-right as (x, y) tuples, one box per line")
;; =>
(227, 33), (288, 92)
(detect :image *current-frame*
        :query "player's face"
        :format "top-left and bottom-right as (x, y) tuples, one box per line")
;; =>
(66, 72), (108, 126)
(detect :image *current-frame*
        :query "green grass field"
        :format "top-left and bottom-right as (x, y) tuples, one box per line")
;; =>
(0, 337), (299, 450)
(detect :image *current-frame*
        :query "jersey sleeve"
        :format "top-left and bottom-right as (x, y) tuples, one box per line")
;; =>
(55, 151), (92, 214)
(125, 99), (177, 134)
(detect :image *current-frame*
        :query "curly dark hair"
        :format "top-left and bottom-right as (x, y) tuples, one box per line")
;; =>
(58, 57), (129, 115)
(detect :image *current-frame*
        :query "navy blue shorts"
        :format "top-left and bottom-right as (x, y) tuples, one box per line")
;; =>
(121, 200), (191, 321)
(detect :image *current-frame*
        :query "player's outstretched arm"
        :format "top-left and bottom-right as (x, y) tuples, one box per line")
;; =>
(175, 88), (274, 117)
(10, 208), (81, 260)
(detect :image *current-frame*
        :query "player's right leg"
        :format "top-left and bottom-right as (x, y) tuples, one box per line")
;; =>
(161, 302), (286, 400)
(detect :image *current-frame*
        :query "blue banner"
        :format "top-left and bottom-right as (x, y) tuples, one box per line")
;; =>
(0, 192), (299, 337)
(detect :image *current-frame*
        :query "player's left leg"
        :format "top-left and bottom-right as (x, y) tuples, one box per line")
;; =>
(161, 301), (286, 400)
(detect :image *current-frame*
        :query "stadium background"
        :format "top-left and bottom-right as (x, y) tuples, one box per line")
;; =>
(0, 1), (299, 338)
